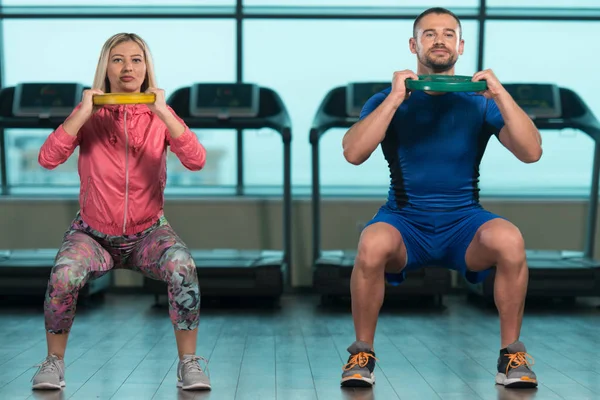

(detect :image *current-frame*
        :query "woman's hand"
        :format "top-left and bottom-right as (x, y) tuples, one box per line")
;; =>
(79, 88), (105, 117)
(145, 87), (169, 116)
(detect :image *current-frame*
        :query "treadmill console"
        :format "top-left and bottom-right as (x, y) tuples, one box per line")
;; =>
(12, 82), (83, 118)
(504, 83), (562, 119)
(189, 83), (260, 119)
(346, 82), (390, 117)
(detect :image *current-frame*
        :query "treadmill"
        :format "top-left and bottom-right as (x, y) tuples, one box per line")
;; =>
(310, 83), (452, 305)
(465, 83), (600, 301)
(0, 82), (111, 298)
(142, 83), (292, 302)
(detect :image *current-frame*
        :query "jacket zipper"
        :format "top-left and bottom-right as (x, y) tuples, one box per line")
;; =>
(123, 110), (129, 235)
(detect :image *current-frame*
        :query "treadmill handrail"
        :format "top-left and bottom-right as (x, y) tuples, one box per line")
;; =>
(310, 84), (600, 264)
(310, 86), (600, 144)
(311, 116), (600, 143)
(309, 86), (356, 145)
(166, 85), (293, 287)
(0, 116), (293, 136)
(536, 120), (600, 141)
(0, 105), (293, 143)
(0, 117), (66, 129)
(168, 86), (292, 144)
(175, 118), (291, 142)
(0, 84), (294, 288)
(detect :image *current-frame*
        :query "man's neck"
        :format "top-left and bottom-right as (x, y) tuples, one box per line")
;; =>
(417, 64), (455, 76)
(415, 64), (455, 96)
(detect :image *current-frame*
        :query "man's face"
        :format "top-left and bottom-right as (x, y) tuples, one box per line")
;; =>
(410, 13), (464, 73)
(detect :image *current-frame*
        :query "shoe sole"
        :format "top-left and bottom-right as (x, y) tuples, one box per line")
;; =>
(32, 380), (65, 390)
(340, 373), (375, 388)
(177, 381), (211, 390)
(496, 373), (538, 388)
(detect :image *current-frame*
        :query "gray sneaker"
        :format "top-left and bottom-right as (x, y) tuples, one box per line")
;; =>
(177, 354), (211, 390)
(31, 354), (65, 390)
(496, 341), (538, 388)
(340, 341), (378, 387)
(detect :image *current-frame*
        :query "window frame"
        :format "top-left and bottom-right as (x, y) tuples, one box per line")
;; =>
(0, 1), (599, 199)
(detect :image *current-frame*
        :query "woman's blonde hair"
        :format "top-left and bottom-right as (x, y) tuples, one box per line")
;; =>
(92, 33), (157, 93)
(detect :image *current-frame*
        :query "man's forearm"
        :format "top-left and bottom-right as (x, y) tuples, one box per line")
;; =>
(495, 90), (542, 161)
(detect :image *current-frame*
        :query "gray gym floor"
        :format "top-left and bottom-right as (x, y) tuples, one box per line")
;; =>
(0, 293), (598, 400)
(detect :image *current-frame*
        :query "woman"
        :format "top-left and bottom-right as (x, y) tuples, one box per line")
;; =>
(31, 33), (210, 391)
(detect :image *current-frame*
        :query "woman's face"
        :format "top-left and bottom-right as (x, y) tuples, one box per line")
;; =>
(106, 40), (147, 93)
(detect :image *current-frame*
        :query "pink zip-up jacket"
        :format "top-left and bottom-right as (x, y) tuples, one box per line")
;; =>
(38, 103), (206, 236)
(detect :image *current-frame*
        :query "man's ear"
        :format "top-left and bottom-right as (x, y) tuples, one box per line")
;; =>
(458, 38), (465, 55)
(409, 37), (418, 54)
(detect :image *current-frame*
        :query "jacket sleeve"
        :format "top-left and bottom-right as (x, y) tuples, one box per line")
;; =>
(38, 104), (84, 170)
(165, 106), (207, 171)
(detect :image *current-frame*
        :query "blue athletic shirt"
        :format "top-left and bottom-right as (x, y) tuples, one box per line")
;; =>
(360, 87), (505, 211)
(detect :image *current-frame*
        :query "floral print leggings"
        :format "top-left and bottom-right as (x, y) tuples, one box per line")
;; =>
(44, 213), (200, 334)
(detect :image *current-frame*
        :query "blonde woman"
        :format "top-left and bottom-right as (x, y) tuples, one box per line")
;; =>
(32, 33), (210, 391)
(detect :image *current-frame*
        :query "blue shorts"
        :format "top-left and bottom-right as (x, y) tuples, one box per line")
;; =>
(364, 204), (505, 285)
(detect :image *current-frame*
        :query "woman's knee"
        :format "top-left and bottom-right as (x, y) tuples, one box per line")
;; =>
(162, 246), (201, 328)
(47, 265), (85, 297)
(161, 246), (198, 283)
(48, 233), (108, 294)
(48, 259), (92, 295)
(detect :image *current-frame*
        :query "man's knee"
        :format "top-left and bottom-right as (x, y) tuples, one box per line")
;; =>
(478, 220), (526, 266)
(356, 223), (405, 273)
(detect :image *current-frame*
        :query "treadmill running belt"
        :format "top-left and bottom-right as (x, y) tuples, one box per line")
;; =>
(189, 250), (284, 268)
(0, 248), (111, 297)
(317, 250), (356, 266)
(0, 249), (58, 267)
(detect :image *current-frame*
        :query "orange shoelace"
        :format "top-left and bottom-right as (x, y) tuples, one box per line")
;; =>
(504, 352), (535, 375)
(343, 352), (378, 371)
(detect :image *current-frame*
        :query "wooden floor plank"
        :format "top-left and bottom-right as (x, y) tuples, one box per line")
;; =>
(235, 335), (276, 400)
(0, 293), (598, 400)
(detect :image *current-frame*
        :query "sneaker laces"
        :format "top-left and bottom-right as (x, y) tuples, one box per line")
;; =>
(31, 355), (61, 382)
(505, 352), (535, 375)
(182, 355), (210, 378)
(343, 352), (378, 371)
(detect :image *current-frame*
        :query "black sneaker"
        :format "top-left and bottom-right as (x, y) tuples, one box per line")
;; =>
(340, 340), (378, 387)
(496, 341), (538, 388)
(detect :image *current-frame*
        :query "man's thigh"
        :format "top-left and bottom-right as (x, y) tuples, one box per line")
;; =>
(441, 208), (508, 284)
(361, 206), (433, 285)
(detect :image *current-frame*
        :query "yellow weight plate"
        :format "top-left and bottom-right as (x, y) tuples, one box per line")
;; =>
(93, 93), (156, 105)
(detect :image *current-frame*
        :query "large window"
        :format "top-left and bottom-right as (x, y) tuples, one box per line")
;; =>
(2, 0), (233, 5)
(2, 19), (236, 194)
(1, 3), (599, 198)
(243, 0), (477, 6)
(243, 19), (479, 190)
(479, 21), (600, 196)
(486, 0), (599, 7)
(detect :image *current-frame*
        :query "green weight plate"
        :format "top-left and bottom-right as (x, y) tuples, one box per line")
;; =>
(405, 75), (487, 92)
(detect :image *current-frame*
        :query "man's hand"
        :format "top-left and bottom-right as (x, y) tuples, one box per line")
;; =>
(389, 70), (420, 107)
(472, 69), (506, 99)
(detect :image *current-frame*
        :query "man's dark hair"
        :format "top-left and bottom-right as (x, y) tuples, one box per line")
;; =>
(413, 7), (462, 39)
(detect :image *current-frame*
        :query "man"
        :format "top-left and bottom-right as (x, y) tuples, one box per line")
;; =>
(340, 7), (541, 389)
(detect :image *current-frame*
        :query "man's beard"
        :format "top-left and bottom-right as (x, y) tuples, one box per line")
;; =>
(418, 49), (457, 73)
